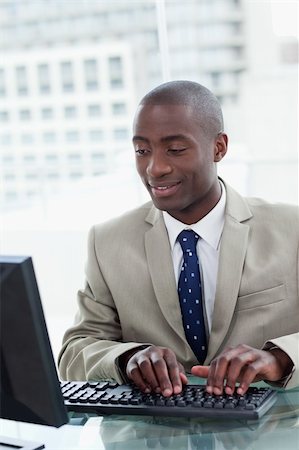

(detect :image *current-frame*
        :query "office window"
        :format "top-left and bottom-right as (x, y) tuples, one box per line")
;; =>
(65, 130), (79, 142)
(84, 59), (99, 90)
(89, 129), (103, 142)
(92, 169), (105, 176)
(91, 152), (105, 161)
(43, 131), (56, 143)
(2, 154), (14, 163)
(210, 71), (221, 87)
(41, 107), (53, 119)
(38, 64), (51, 94)
(64, 106), (77, 118)
(25, 172), (38, 180)
(19, 109), (31, 121)
(5, 191), (17, 201)
(0, 68), (6, 96)
(21, 133), (34, 144)
(108, 56), (123, 88)
(16, 66), (28, 95)
(47, 172), (60, 179)
(0, 134), (12, 145)
(112, 102), (126, 115)
(0, 111), (9, 122)
(45, 153), (58, 161)
(4, 173), (15, 181)
(87, 104), (101, 117)
(68, 153), (81, 161)
(23, 154), (36, 163)
(60, 61), (74, 92)
(69, 171), (82, 179)
(113, 128), (128, 140)
(26, 190), (38, 197)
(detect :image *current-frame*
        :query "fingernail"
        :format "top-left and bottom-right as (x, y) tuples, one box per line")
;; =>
(214, 387), (222, 395)
(162, 388), (172, 397)
(173, 385), (182, 394)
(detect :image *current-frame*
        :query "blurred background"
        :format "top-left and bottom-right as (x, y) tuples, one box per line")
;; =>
(0, 0), (298, 360)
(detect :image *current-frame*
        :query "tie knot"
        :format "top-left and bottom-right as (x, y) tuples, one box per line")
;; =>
(177, 229), (199, 254)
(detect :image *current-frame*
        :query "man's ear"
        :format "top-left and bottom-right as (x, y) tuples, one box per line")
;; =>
(214, 133), (228, 162)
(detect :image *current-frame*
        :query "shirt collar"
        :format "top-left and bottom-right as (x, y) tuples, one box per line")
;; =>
(163, 180), (226, 251)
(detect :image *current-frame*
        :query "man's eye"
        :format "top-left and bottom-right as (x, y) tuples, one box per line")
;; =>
(135, 148), (148, 156)
(168, 148), (186, 154)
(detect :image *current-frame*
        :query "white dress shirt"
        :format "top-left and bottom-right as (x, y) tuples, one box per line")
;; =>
(163, 182), (226, 332)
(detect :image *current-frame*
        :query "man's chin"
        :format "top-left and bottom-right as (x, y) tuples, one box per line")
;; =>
(151, 197), (178, 213)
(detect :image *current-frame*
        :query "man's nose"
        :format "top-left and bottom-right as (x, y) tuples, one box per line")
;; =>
(146, 153), (172, 178)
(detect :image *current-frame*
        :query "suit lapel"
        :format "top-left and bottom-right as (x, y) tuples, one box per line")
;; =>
(206, 183), (252, 362)
(144, 207), (187, 342)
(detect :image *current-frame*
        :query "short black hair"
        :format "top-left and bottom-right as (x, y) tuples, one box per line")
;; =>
(140, 80), (224, 138)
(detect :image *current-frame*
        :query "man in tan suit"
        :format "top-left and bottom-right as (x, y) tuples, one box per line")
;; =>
(58, 81), (299, 397)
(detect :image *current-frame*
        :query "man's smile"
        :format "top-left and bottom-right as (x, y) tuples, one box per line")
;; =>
(148, 181), (181, 197)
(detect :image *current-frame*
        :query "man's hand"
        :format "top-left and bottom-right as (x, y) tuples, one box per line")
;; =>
(125, 346), (188, 397)
(191, 344), (293, 395)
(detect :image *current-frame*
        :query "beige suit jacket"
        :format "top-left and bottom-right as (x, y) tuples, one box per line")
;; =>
(58, 182), (299, 388)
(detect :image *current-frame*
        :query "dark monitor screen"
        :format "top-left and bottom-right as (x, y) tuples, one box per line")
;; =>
(0, 255), (68, 427)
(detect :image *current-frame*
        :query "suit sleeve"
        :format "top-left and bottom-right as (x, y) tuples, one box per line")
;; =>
(58, 226), (150, 383)
(263, 236), (299, 390)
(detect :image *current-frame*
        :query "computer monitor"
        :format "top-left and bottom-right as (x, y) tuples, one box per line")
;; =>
(0, 255), (68, 429)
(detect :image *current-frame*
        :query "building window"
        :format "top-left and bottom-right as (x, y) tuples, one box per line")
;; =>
(0, 68), (6, 96)
(43, 131), (56, 143)
(23, 154), (36, 162)
(64, 106), (77, 118)
(0, 111), (9, 122)
(89, 129), (103, 142)
(5, 192), (17, 201)
(45, 153), (58, 161)
(113, 128), (128, 140)
(19, 109), (31, 121)
(112, 102), (126, 115)
(87, 104), (101, 117)
(0, 134), (12, 145)
(41, 107), (53, 119)
(47, 172), (60, 180)
(4, 173), (15, 181)
(21, 133), (34, 144)
(38, 64), (51, 94)
(16, 66), (28, 95)
(210, 71), (221, 88)
(65, 130), (79, 142)
(108, 56), (123, 88)
(25, 172), (38, 180)
(68, 153), (81, 161)
(60, 61), (74, 92)
(2, 154), (14, 163)
(69, 172), (82, 179)
(84, 59), (99, 90)
(91, 152), (105, 161)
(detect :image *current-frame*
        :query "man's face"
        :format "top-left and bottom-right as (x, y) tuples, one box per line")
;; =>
(133, 103), (226, 224)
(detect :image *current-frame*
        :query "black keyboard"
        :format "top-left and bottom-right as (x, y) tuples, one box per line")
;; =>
(61, 381), (277, 420)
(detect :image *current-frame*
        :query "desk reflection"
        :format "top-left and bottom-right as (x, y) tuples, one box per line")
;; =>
(98, 389), (299, 450)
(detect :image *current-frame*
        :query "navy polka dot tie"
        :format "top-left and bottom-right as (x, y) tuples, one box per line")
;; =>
(177, 230), (207, 363)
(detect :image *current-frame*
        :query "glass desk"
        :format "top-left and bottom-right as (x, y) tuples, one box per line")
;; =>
(1, 381), (298, 450)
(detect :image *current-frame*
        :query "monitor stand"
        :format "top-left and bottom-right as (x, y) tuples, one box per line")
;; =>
(0, 435), (44, 450)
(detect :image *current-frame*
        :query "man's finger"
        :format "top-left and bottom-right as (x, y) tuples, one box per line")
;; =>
(191, 365), (210, 378)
